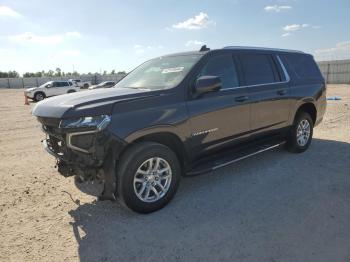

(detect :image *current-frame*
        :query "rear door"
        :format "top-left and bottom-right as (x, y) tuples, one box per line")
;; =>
(60, 81), (71, 94)
(187, 53), (250, 155)
(238, 53), (290, 133)
(46, 81), (59, 96)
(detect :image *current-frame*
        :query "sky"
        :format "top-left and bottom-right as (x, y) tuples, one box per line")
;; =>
(0, 0), (350, 75)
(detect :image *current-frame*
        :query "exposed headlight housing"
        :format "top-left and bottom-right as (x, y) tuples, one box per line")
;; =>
(59, 115), (111, 131)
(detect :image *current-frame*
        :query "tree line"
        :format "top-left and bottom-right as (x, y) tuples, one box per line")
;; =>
(0, 68), (127, 78)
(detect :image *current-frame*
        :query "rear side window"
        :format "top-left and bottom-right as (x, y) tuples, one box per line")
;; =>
(284, 54), (322, 80)
(239, 54), (277, 85)
(200, 54), (239, 89)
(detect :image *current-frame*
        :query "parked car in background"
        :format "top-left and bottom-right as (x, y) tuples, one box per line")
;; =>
(32, 46), (326, 213)
(25, 80), (80, 101)
(88, 81), (116, 90)
(69, 79), (91, 89)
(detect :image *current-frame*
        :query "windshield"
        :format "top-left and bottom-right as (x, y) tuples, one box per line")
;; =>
(115, 54), (202, 90)
(40, 81), (52, 88)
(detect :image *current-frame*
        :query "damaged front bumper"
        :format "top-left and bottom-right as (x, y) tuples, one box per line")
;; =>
(38, 116), (126, 181)
(39, 119), (126, 200)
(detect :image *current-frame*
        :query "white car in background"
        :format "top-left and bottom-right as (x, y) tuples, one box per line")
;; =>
(25, 80), (80, 102)
(69, 79), (91, 89)
(88, 81), (116, 90)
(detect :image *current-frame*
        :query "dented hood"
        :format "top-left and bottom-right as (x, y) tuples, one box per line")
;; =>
(32, 87), (152, 119)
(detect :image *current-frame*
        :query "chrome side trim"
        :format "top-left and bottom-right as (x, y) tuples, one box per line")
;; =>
(276, 55), (291, 82)
(212, 142), (284, 171)
(219, 55), (290, 92)
(66, 130), (99, 153)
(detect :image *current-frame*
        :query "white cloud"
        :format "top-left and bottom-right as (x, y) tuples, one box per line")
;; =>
(186, 40), (204, 46)
(0, 6), (21, 18)
(281, 24), (316, 37)
(264, 5), (292, 12)
(9, 31), (82, 45)
(283, 24), (309, 32)
(172, 12), (214, 30)
(315, 41), (350, 54)
(282, 32), (291, 37)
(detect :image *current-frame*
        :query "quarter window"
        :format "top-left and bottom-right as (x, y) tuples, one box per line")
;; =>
(200, 54), (240, 89)
(284, 54), (322, 80)
(240, 54), (277, 85)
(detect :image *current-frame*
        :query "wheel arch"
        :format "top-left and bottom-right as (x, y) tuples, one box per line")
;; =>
(294, 102), (317, 125)
(34, 90), (46, 99)
(120, 131), (188, 173)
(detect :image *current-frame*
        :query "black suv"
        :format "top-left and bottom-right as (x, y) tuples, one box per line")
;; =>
(33, 46), (326, 213)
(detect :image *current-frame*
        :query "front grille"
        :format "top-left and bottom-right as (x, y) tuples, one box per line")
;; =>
(70, 133), (95, 151)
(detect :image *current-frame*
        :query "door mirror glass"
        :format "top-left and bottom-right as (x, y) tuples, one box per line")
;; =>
(46, 84), (52, 88)
(195, 76), (221, 95)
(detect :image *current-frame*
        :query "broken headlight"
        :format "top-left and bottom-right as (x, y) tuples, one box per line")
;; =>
(59, 115), (111, 131)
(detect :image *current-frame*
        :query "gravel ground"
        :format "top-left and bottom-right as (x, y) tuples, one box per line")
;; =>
(0, 85), (350, 262)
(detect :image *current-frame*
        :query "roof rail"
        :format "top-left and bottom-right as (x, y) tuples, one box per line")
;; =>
(222, 46), (304, 54)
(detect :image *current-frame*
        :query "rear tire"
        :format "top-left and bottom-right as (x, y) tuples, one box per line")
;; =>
(286, 112), (313, 153)
(117, 142), (181, 213)
(34, 92), (45, 102)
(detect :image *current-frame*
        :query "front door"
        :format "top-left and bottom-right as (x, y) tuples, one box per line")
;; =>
(186, 53), (250, 157)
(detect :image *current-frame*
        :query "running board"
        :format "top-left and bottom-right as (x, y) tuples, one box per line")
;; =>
(187, 138), (286, 176)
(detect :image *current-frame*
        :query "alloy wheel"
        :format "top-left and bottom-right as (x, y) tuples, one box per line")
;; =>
(133, 157), (172, 203)
(296, 119), (311, 146)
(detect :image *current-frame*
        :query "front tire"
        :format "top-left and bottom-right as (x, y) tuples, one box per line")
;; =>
(117, 142), (181, 213)
(286, 112), (313, 153)
(34, 92), (45, 102)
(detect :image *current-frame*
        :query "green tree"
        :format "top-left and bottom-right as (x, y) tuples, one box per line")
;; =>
(55, 68), (62, 77)
(47, 70), (54, 77)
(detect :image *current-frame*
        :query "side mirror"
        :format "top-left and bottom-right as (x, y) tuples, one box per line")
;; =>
(195, 76), (221, 95)
(46, 84), (52, 88)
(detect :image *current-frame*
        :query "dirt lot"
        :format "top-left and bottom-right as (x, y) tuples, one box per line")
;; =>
(0, 85), (350, 262)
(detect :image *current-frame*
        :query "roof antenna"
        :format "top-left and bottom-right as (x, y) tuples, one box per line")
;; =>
(199, 45), (210, 52)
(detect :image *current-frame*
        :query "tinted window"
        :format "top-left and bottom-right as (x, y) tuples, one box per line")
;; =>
(200, 54), (239, 89)
(240, 54), (277, 85)
(284, 54), (322, 80)
(52, 82), (59, 87)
